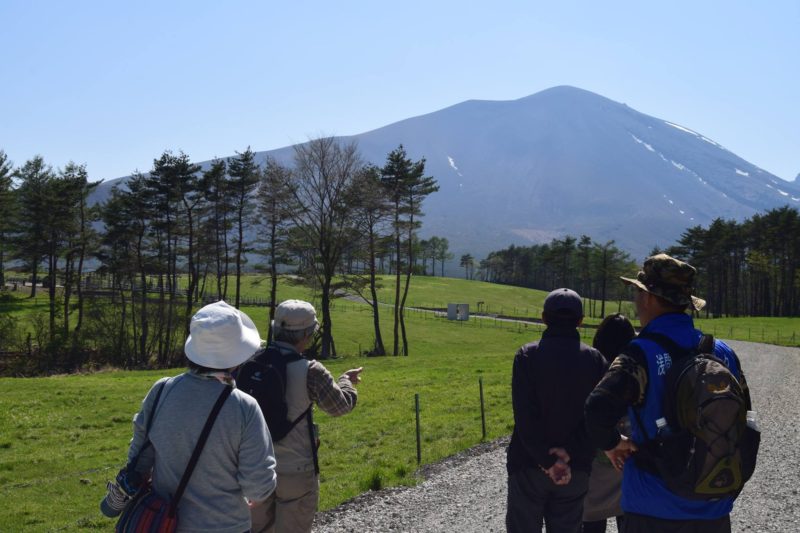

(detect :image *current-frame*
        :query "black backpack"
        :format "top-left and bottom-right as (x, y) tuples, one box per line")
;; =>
(236, 345), (312, 442)
(632, 332), (760, 500)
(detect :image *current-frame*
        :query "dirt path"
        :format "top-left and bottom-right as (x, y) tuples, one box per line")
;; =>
(313, 340), (800, 532)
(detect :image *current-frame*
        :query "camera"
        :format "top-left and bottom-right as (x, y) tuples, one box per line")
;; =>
(100, 466), (144, 517)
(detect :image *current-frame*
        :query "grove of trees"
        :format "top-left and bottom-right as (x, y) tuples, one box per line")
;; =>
(477, 236), (636, 318)
(666, 207), (800, 317)
(0, 140), (440, 372)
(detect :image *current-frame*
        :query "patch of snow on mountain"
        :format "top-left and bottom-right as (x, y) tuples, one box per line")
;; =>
(664, 121), (698, 136)
(777, 190), (789, 197)
(663, 121), (724, 150)
(766, 184), (773, 189)
(671, 161), (686, 171)
(792, 197), (800, 202)
(735, 169), (749, 177)
(447, 156), (463, 177)
(630, 134), (655, 152)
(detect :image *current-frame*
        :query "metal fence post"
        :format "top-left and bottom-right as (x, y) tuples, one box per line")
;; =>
(415, 393), (421, 465)
(479, 377), (486, 441)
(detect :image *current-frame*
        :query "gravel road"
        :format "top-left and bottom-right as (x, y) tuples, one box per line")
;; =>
(313, 340), (800, 532)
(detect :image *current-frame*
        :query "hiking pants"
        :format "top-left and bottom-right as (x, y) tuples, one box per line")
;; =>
(506, 467), (589, 533)
(250, 471), (319, 533)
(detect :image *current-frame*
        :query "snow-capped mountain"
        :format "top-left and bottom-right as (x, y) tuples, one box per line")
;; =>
(94, 86), (800, 262)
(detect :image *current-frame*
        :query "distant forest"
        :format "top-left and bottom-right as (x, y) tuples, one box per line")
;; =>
(479, 206), (800, 319)
(476, 236), (636, 319)
(665, 206), (800, 317)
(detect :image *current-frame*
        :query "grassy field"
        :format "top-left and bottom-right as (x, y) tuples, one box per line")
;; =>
(1, 274), (798, 531)
(0, 291), (539, 531)
(370, 275), (637, 324)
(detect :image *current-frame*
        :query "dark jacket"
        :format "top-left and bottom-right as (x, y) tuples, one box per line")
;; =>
(507, 326), (609, 474)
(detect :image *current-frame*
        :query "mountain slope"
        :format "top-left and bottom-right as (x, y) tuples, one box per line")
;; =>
(94, 86), (800, 262)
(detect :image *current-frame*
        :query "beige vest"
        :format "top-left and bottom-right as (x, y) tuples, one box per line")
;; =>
(274, 357), (315, 474)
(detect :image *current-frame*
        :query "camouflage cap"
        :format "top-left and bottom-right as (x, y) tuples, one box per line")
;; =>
(620, 253), (706, 311)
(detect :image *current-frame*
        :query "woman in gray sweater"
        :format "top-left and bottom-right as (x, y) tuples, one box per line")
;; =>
(125, 301), (277, 533)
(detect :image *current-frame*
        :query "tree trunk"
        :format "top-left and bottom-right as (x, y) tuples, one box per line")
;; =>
(368, 227), (385, 355)
(392, 206), (401, 356)
(321, 273), (334, 359)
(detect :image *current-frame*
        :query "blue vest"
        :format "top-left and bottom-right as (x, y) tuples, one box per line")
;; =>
(622, 313), (739, 519)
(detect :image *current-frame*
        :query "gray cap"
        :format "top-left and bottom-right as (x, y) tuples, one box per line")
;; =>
(543, 288), (583, 319)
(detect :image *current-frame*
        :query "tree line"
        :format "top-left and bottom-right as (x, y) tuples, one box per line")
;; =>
(0, 140), (439, 372)
(665, 206), (800, 317)
(475, 236), (637, 318)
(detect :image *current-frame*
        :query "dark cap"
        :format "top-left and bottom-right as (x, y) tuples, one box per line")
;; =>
(620, 253), (706, 311)
(543, 288), (583, 319)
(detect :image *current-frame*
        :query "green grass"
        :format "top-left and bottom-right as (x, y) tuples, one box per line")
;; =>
(694, 316), (800, 345)
(370, 275), (636, 325)
(0, 298), (536, 532)
(1, 274), (798, 531)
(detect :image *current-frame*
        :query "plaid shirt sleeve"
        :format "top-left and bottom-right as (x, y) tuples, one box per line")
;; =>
(306, 360), (358, 417)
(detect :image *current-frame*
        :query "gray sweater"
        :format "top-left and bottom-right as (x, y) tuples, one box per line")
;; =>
(129, 373), (277, 533)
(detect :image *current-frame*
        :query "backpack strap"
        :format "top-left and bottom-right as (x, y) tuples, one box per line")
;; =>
(636, 331), (694, 360)
(169, 385), (233, 517)
(267, 344), (318, 472)
(627, 333), (691, 444)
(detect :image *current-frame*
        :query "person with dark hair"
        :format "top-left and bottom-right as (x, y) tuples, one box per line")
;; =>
(506, 288), (609, 533)
(248, 299), (363, 533)
(103, 301), (277, 532)
(585, 254), (753, 533)
(582, 313), (635, 533)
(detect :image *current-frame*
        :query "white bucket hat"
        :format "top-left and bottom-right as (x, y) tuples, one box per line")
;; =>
(271, 299), (318, 331)
(184, 301), (262, 369)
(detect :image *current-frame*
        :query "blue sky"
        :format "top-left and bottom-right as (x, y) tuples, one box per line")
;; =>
(1, 1), (798, 182)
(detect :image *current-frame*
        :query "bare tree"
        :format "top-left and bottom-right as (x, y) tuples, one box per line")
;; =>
(282, 137), (364, 358)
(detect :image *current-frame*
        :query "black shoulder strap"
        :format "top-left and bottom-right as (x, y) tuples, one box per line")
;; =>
(170, 385), (233, 515)
(261, 344), (303, 363)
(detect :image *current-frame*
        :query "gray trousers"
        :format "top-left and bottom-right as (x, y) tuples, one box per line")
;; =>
(506, 467), (589, 533)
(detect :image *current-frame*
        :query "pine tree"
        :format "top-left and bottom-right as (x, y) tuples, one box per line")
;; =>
(0, 151), (15, 286)
(227, 147), (260, 308)
(381, 145), (438, 355)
